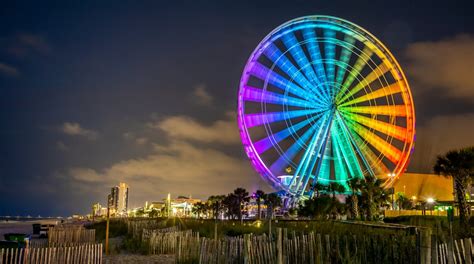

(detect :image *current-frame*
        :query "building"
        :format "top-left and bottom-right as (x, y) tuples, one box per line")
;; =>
(109, 182), (129, 216)
(168, 196), (201, 217)
(392, 173), (454, 202)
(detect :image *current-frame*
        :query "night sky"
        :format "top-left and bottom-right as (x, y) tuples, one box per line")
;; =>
(1, 1), (473, 216)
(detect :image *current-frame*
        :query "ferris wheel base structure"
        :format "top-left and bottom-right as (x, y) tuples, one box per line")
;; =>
(237, 16), (416, 202)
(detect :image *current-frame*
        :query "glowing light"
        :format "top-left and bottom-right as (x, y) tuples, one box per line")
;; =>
(238, 15), (415, 197)
(427, 198), (435, 204)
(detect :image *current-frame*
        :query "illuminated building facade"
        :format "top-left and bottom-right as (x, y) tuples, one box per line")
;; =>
(109, 182), (129, 216)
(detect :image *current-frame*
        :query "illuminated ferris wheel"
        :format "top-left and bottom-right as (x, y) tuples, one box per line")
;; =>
(237, 16), (415, 198)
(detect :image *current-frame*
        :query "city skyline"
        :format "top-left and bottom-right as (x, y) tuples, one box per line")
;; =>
(1, 0), (473, 216)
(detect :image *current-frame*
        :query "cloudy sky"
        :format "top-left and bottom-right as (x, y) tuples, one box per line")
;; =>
(0, 1), (473, 216)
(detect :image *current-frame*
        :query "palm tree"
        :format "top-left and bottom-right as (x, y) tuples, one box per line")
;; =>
(223, 193), (239, 219)
(434, 147), (474, 227)
(395, 193), (413, 210)
(233, 188), (250, 222)
(348, 178), (363, 219)
(312, 182), (327, 198)
(360, 177), (386, 220)
(264, 193), (282, 220)
(208, 195), (225, 220)
(254, 190), (265, 219)
(192, 202), (206, 219)
(327, 182), (346, 198)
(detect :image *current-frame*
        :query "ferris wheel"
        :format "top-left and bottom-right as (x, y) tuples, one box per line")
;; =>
(237, 16), (415, 198)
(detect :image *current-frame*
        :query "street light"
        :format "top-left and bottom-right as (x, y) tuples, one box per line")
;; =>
(427, 197), (435, 215)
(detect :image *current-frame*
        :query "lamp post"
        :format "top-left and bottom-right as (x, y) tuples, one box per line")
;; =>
(387, 173), (396, 209)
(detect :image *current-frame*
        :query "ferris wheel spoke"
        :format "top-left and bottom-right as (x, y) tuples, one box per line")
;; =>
(253, 113), (322, 154)
(339, 105), (407, 117)
(336, 115), (376, 177)
(287, 112), (330, 190)
(343, 117), (402, 164)
(339, 81), (402, 107)
(333, 114), (364, 179)
(337, 62), (391, 105)
(315, 144), (331, 185)
(323, 29), (337, 86)
(334, 35), (356, 92)
(335, 46), (373, 102)
(242, 85), (318, 109)
(249, 62), (322, 103)
(269, 122), (318, 175)
(302, 28), (331, 101)
(292, 112), (334, 195)
(244, 109), (324, 128)
(263, 44), (328, 105)
(349, 129), (390, 176)
(331, 127), (350, 189)
(281, 33), (323, 93)
(340, 111), (408, 141)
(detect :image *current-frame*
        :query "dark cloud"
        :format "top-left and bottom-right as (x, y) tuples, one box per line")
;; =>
(405, 34), (474, 100)
(5, 33), (51, 58)
(149, 112), (240, 145)
(409, 114), (474, 173)
(192, 84), (214, 106)
(0, 62), (19, 76)
(60, 122), (99, 140)
(66, 115), (271, 207)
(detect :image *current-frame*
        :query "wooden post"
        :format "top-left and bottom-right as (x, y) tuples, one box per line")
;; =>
(105, 206), (110, 255)
(422, 229), (432, 264)
(316, 234), (323, 264)
(268, 219), (272, 240)
(277, 228), (283, 264)
(325, 234), (330, 264)
(431, 234), (438, 264)
(463, 238), (472, 264)
(214, 221), (218, 242)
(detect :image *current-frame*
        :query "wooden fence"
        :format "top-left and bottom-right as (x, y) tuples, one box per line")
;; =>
(139, 226), (418, 264)
(127, 219), (166, 240)
(437, 237), (473, 264)
(28, 239), (49, 248)
(0, 243), (103, 264)
(47, 226), (95, 247)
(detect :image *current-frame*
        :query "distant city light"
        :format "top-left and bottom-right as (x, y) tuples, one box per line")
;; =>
(427, 197), (435, 204)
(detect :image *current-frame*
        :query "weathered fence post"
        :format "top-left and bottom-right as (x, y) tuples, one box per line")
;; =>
(431, 234), (438, 264)
(277, 228), (283, 264)
(463, 238), (472, 264)
(316, 234), (323, 264)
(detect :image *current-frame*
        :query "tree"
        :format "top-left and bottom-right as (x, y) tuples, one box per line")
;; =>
(327, 182), (346, 198)
(233, 188), (250, 222)
(264, 193), (282, 220)
(223, 194), (239, 220)
(434, 147), (474, 227)
(207, 195), (225, 220)
(396, 193), (413, 210)
(348, 178), (363, 219)
(359, 177), (387, 221)
(192, 202), (207, 219)
(312, 182), (327, 198)
(298, 194), (344, 220)
(254, 190), (266, 219)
